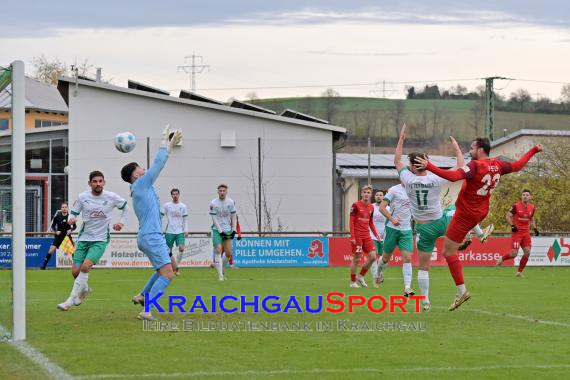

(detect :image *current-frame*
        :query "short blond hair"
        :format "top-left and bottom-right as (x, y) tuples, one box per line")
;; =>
(361, 185), (373, 192)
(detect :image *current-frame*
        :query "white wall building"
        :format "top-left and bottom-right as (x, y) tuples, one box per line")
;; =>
(57, 77), (346, 233)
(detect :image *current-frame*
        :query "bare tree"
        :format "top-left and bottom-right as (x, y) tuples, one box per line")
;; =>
(31, 55), (96, 86)
(389, 100), (405, 137)
(245, 146), (285, 234)
(321, 88), (341, 123)
(509, 88), (532, 112)
(245, 91), (259, 104)
(561, 84), (570, 104)
(468, 99), (485, 137)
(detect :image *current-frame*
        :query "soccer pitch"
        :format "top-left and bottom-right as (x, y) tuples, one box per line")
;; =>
(1, 266), (569, 379)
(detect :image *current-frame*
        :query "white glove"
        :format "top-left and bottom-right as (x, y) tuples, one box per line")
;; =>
(161, 124), (183, 154)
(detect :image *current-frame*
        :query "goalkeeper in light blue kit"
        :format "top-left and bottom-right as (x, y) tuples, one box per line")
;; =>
(120, 126), (182, 320)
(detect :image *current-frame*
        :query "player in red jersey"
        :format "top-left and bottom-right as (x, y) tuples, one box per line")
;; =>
(497, 189), (539, 276)
(415, 137), (543, 310)
(349, 185), (381, 288)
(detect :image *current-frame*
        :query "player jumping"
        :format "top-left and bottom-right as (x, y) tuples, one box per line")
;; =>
(122, 126), (182, 320)
(393, 124), (466, 310)
(414, 137), (543, 310)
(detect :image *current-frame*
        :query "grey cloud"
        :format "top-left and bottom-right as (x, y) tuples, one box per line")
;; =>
(1, 0), (569, 37)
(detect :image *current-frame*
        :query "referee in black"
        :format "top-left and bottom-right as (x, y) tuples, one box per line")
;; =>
(41, 202), (76, 270)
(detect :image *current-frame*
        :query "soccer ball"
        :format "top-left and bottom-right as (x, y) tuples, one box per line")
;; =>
(114, 132), (136, 153)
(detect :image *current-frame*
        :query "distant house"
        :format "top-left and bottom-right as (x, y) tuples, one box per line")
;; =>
(0, 78), (69, 232)
(0, 77), (68, 131)
(491, 129), (570, 158)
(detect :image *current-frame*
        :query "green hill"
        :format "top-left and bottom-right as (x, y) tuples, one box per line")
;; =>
(254, 97), (570, 150)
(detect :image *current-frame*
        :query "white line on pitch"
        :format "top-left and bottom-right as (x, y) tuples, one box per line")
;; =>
(433, 306), (570, 328)
(75, 364), (570, 379)
(0, 323), (74, 379)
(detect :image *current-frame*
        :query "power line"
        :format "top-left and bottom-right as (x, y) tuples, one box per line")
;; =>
(511, 78), (570, 85)
(165, 76), (569, 94)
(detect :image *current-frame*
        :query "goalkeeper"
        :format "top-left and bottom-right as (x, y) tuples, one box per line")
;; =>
(121, 126), (182, 320)
(209, 184), (238, 280)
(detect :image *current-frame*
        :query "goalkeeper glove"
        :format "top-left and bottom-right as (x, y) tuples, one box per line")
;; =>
(511, 225), (518, 233)
(161, 125), (183, 154)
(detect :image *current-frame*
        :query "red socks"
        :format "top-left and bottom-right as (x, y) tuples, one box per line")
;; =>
(501, 253), (514, 261)
(359, 268), (368, 276)
(229, 256), (233, 265)
(445, 254), (464, 286)
(351, 274), (356, 282)
(518, 256), (529, 273)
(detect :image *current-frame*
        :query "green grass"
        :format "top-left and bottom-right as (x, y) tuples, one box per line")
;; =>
(1, 267), (569, 379)
(255, 97), (570, 143)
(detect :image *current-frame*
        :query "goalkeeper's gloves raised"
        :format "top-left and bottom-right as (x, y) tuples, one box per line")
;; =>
(511, 225), (518, 233)
(534, 228), (540, 236)
(161, 125), (182, 154)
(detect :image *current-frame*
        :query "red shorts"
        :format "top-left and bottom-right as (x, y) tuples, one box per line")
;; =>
(352, 238), (375, 255)
(511, 231), (532, 249)
(445, 209), (486, 244)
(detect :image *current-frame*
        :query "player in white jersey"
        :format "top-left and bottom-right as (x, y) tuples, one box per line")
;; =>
(57, 170), (129, 311)
(377, 183), (414, 296)
(394, 124), (494, 310)
(209, 184), (237, 280)
(369, 190), (387, 288)
(394, 124), (463, 310)
(162, 188), (188, 276)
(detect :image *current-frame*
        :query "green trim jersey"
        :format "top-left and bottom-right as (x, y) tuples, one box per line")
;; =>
(370, 204), (387, 241)
(161, 201), (188, 234)
(70, 190), (128, 242)
(209, 197), (236, 233)
(399, 168), (447, 221)
(383, 184), (412, 231)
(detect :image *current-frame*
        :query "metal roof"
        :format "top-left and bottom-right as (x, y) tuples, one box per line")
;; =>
(0, 77), (68, 113)
(339, 168), (400, 179)
(230, 100), (276, 114)
(492, 129), (570, 148)
(57, 76), (346, 134)
(128, 80), (170, 95)
(179, 90), (223, 105)
(280, 109), (329, 124)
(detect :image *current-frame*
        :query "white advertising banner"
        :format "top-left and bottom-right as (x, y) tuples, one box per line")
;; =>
(56, 237), (213, 268)
(514, 237), (570, 266)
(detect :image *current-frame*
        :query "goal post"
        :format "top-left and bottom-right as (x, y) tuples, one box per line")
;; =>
(11, 60), (26, 341)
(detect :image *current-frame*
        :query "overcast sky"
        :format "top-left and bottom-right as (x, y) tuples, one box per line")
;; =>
(2, 0), (569, 101)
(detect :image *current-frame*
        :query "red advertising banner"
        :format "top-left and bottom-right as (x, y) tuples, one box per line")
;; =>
(329, 237), (512, 267)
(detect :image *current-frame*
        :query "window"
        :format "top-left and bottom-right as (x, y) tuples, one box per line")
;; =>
(0, 119), (8, 131)
(34, 120), (64, 128)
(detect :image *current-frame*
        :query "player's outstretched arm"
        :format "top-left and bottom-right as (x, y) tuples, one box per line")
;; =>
(507, 144), (543, 173)
(394, 124), (406, 171)
(450, 136), (465, 169)
(414, 156), (466, 182)
(140, 126), (180, 187)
